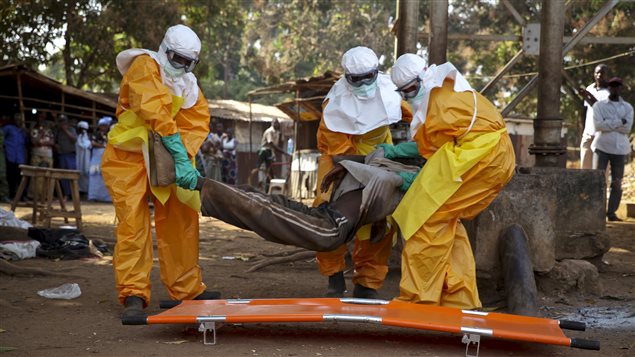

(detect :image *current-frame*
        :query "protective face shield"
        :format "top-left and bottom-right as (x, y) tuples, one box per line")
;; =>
(345, 69), (379, 88)
(158, 25), (201, 78)
(396, 76), (422, 100)
(166, 49), (199, 73)
(341, 47), (380, 98)
(406, 85), (425, 112)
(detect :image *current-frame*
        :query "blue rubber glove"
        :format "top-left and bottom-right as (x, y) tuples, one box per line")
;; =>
(161, 132), (200, 190)
(377, 141), (420, 160)
(398, 170), (419, 191)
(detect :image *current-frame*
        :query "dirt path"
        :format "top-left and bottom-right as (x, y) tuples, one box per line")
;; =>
(0, 202), (633, 356)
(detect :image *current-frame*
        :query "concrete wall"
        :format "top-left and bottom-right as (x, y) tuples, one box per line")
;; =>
(465, 167), (609, 300)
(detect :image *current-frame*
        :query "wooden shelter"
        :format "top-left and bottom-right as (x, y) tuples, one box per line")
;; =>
(247, 71), (340, 151)
(0, 64), (116, 126)
(246, 71), (340, 198)
(208, 99), (292, 185)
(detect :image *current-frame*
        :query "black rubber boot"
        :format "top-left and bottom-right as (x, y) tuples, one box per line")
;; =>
(325, 271), (346, 298)
(353, 284), (379, 299)
(194, 290), (222, 300)
(121, 296), (146, 323)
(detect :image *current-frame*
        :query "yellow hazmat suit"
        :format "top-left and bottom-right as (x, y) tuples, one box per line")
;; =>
(392, 79), (515, 308)
(314, 100), (412, 290)
(102, 55), (210, 305)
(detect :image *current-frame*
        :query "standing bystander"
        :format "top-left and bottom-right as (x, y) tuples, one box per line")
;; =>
(76, 121), (92, 195)
(88, 117), (112, 202)
(580, 64), (610, 169)
(221, 128), (237, 184)
(2, 113), (29, 201)
(591, 77), (633, 222)
(55, 114), (78, 199)
(29, 112), (55, 200)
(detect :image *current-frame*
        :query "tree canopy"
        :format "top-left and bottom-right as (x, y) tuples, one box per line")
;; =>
(1, 0), (633, 140)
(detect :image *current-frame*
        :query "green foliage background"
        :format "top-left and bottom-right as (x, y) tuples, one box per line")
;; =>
(1, 0), (633, 142)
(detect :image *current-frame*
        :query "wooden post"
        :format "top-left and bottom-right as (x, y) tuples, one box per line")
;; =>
(92, 101), (96, 124)
(429, 0), (449, 65)
(395, 0), (419, 58)
(16, 72), (25, 123)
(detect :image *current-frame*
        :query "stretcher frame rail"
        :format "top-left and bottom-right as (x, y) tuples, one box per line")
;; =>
(126, 298), (600, 354)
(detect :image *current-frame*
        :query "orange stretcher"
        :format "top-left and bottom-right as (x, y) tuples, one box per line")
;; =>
(127, 298), (599, 355)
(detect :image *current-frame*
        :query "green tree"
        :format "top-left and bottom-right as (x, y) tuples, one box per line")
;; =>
(241, 0), (396, 85)
(0, 0), (179, 91)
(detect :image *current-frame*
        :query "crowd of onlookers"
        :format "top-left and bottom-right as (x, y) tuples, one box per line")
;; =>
(0, 111), (114, 203)
(196, 121), (238, 185)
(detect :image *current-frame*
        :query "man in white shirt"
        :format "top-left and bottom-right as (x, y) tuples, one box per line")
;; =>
(257, 118), (285, 172)
(591, 77), (633, 222)
(580, 64), (610, 169)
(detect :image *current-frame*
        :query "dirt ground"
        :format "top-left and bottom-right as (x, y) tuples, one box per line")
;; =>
(0, 196), (634, 356)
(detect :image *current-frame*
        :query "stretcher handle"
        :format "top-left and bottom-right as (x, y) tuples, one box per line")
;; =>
(160, 300), (182, 309)
(121, 315), (148, 325)
(570, 338), (600, 350)
(558, 319), (586, 331)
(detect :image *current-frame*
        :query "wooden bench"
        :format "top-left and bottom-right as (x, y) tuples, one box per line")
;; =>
(10, 165), (82, 230)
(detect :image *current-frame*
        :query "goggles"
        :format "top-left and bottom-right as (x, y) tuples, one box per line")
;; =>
(166, 49), (199, 73)
(345, 69), (379, 87)
(395, 76), (422, 99)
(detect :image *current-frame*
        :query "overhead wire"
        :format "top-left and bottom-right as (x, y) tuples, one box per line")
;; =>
(464, 49), (635, 80)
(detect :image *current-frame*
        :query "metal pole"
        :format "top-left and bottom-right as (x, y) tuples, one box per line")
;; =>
(480, 49), (524, 95)
(428, 0), (448, 65)
(531, 0), (566, 167)
(501, 0), (619, 117)
(248, 96), (253, 155)
(501, 0), (526, 26)
(395, 0), (419, 57)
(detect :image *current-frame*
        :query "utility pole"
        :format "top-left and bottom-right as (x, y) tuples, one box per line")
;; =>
(395, 0), (419, 58)
(531, 0), (566, 167)
(428, 0), (448, 65)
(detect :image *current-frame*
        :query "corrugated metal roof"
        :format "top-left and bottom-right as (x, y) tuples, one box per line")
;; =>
(208, 99), (291, 122)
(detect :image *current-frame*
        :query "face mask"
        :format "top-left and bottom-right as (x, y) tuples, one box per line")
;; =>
(406, 86), (425, 112)
(163, 61), (186, 78)
(351, 81), (378, 98)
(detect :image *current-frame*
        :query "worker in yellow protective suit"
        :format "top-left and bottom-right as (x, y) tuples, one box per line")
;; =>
(314, 47), (412, 299)
(102, 25), (217, 321)
(382, 54), (515, 308)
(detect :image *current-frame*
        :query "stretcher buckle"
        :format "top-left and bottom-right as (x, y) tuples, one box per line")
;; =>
(462, 333), (480, 357)
(199, 321), (216, 345)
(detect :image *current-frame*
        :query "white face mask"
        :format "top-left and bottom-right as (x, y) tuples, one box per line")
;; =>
(163, 61), (186, 78)
(406, 86), (425, 112)
(351, 81), (378, 99)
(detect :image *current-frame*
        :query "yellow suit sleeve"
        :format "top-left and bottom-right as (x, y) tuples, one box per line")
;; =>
(175, 88), (210, 158)
(400, 100), (413, 123)
(313, 100), (357, 206)
(120, 55), (177, 137)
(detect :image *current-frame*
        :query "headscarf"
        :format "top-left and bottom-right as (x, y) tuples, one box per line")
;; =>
(77, 121), (89, 130)
(98, 116), (113, 127)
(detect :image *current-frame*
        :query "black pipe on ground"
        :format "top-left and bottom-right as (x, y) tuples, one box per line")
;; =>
(498, 224), (539, 316)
